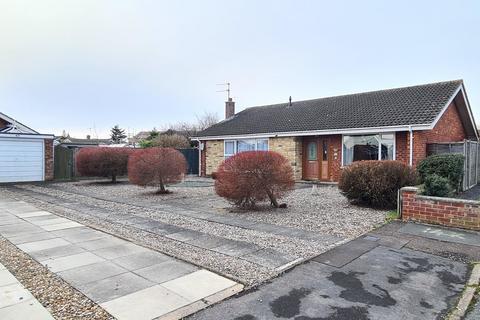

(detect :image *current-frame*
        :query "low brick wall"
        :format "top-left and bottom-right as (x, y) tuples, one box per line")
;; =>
(400, 187), (480, 231)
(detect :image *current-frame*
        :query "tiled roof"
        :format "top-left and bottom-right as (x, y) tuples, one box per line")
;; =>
(195, 80), (463, 137)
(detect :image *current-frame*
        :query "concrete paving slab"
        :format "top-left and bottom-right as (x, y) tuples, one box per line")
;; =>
(162, 269), (238, 302)
(0, 263), (5, 271)
(399, 223), (480, 247)
(27, 217), (70, 226)
(77, 272), (155, 303)
(92, 243), (149, 260)
(0, 224), (45, 238)
(185, 234), (228, 249)
(18, 238), (71, 253)
(100, 284), (191, 320)
(16, 211), (52, 218)
(111, 251), (171, 271)
(41, 251), (105, 272)
(150, 224), (186, 235)
(58, 261), (128, 286)
(377, 234), (411, 249)
(242, 248), (299, 269)
(51, 227), (107, 243)
(0, 269), (18, 287)
(7, 232), (57, 245)
(212, 241), (260, 257)
(0, 219), (23, 226)
(31, 244), (86, 261)
(166, 230), (204, 242)
(134, 260), (198, 283)
(0, 299), (55, 320)
(0, 283), (34, 308)
(312, 237), (379, 268)
(76, 236), (126, 251)
(22, 215), (57, 223)
(41, 221), (83, 231)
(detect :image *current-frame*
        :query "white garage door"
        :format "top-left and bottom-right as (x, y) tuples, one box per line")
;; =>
(0, 138), (44, 183)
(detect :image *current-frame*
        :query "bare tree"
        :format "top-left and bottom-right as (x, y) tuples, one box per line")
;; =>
(196, 111), (219, 131)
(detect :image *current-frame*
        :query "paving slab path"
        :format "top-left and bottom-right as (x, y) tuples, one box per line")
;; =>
(0, 195), (243, 320)
(191, 222), (478, 320)
(0, 261), (54, 320)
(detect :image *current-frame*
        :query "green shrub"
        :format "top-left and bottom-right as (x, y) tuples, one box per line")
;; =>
(417, 154), (464, 192)
(339, 160), (417, 209)
(423, 174), (453, 197)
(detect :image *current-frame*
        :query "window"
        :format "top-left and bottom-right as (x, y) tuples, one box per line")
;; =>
(225, 141), (236, 158)
(307, 142), (317, 160)
(342, 133), (395, 166)
(224, 139), (269, 157)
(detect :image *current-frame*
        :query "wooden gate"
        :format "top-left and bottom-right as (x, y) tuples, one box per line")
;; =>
(54, 146), (75, 180)
(177, 148), (199, 175)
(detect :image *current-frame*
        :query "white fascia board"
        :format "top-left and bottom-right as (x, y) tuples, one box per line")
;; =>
(459, 84), (479, 139)
(192, 124), (432, 141)
(0, 112), (39, 134)
(0, 133), (55, 139)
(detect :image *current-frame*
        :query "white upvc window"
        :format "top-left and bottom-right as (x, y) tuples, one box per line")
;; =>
(342, 133), (395, 166)
(224, 139), (269, 158)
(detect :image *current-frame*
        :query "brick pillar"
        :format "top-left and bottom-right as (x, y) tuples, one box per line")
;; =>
(44, 139), (54, 181)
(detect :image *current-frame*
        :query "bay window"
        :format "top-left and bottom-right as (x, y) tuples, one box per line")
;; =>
(342, 133), (395, 166)
(224, 139), (269, 158)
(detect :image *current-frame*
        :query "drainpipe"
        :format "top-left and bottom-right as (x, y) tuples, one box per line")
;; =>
(193, 138), (202, 177)
(409, 125), (413, 166)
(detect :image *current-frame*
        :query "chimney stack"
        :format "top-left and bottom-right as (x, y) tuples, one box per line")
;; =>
(225, 97), (235, 119)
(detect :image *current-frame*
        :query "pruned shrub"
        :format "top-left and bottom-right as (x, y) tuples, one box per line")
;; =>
(339, 160), (417, 209)
(417, 154), (464, 192)
(128, 147), (187, 194)
(76, 147), (132, 183)
(215, 151), (295, 209)
(423, 174), (453, 197)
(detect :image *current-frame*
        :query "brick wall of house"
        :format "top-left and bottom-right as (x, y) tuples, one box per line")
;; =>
(269, 137), (303, 180)
(401, 187), (480, 231)
(395, 131), (408, 163)
(44, 139), (54, 181)
(395, 102), (466, 167)
(204, 140), (224, 175)
(200, 141), (207, 176)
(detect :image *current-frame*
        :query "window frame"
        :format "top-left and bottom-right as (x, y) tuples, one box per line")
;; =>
(224, 139), (269, 158)
(341, 133), (396, 166)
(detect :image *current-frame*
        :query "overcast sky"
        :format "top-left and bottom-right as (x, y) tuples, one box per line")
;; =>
(1, 0), (479, 138)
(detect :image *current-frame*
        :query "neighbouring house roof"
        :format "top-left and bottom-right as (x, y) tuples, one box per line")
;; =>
(0, 112), (39, 134)
(55, 136), (111, 147)
(194, 80), (477, 139)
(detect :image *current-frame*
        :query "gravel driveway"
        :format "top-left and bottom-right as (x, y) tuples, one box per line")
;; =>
(3, 178), (387, 286)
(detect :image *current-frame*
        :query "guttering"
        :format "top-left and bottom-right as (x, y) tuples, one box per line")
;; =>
(192, 124), (432, 141)
(0, 133), (55, 139)
(409, 125), (413, 166)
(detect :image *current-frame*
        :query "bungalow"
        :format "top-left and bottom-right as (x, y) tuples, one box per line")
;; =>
(193, 80), (478, 182)
(0, 112), (54, 183)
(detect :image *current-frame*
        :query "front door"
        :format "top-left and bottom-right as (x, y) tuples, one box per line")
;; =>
(303, 138), (329, 181)
(303, 139), (319, 180)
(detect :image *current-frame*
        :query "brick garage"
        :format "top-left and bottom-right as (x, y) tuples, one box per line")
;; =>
(0, 112), (54, 183)
(400, 187), (480, 231)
